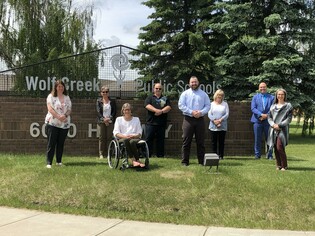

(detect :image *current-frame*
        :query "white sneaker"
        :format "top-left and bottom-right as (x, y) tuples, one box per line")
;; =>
(46, 164), (52, 169)
(99, 155), (104, 159)
(56, 163), (64, 166)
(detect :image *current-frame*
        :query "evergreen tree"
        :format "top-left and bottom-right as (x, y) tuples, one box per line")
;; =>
(211, 0), (315, 100)
(133, 0), (217, 97)
(210, 0), (315, 134)
(135, 0), (315, 134)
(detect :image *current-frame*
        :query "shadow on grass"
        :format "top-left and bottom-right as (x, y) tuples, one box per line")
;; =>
(65, 161), (106, 167)
(219, 162), (244, 167)
(226, 157), (256, 161)
(288, 167), (315, 172)
(128, 163), (160, 171)
(288, 157), (307, 162)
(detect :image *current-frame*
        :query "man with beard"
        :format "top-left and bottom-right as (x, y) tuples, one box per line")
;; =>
(178, 76), (211, 166)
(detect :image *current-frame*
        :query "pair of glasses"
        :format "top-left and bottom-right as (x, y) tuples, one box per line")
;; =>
(155, 88), (162, 90)
(101, 91), (109, 93)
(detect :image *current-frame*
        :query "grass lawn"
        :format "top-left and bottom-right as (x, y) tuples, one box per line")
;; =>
(0, 123), (314, 231)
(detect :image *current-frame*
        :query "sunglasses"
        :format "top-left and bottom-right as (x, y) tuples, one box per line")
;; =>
(155, 88), (162, 90)
(101, 91), (109, 93)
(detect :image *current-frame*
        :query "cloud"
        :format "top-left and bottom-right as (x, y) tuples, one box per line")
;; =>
(75, 0), (153, 48)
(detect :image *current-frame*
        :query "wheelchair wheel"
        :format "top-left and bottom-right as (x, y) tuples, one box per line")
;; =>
(107, 140), (119, 169)
(137, 140), (150, 169)
(120, 145), (129, 170)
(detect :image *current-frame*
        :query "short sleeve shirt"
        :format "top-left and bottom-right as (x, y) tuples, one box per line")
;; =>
(144, 95), (171, 126)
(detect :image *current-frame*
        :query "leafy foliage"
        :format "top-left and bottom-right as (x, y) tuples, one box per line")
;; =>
(0, 0), (99, 97)
(134, 0), (315, 135)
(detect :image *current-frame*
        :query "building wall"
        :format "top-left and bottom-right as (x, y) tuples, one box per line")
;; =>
(0, 97), (256, 157)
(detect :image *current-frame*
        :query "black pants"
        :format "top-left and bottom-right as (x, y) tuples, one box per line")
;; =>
(119, 138), (140, 160)
(181, 116), (205, 165)
(145, 124), (166, 157)
(210, 130), (226, 158)
(46, 124), (69, 165)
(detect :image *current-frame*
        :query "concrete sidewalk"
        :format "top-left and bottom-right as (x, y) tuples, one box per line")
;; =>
(0, 207), (314, 236)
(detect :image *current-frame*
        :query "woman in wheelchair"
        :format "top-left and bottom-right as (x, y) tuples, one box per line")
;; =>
(113, 103), (145, 167)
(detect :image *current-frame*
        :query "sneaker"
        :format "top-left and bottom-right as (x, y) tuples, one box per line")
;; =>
(99, 155), (104, 159)
(46, 164), (52, 169)
(56, 163), (64, 166)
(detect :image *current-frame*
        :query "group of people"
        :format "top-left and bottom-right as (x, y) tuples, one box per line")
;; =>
(251, 82), (293, 170)
(44, 78), (293, 171)
(96, 83), (172, 167)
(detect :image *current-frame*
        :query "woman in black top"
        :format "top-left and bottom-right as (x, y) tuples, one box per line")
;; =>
(96, 86), (116, 159)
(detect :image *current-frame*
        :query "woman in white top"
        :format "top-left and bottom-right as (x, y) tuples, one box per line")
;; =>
(208, 89), (229, 159)
(45, 80), (72, 168)
(113, 103), (144, 167)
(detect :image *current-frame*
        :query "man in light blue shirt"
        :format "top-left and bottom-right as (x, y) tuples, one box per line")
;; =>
(178, 76), (211, 166)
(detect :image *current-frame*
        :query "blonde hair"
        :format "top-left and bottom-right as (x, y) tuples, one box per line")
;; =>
(213, 89), (225, 101)
(100, 85), (109, 92)
(121, 103), (132, 116)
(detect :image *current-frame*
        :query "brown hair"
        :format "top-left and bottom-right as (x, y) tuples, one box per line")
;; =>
(274, 88), (288, 103)
(51, 80), (68, 97)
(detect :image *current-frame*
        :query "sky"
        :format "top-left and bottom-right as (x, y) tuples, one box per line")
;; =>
(75, 0), (154, 48)
(0, 0), (152, 71)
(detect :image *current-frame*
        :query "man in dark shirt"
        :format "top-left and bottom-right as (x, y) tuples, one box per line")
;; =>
(144, 83), (171, 157)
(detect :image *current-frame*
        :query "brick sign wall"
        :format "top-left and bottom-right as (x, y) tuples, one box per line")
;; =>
(0, 97), (256, 157)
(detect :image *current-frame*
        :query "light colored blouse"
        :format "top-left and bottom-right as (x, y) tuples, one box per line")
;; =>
(103, 103), (111, 118)
(45, 94), (72, 129)
(113, 116), (142, 137)
(267, 102), (293, 149)
(178, 88), (211, 117)
(208, 101), (229, 131)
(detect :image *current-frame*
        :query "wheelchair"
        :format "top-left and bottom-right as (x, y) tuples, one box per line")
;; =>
(107, 138), (149, 170)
